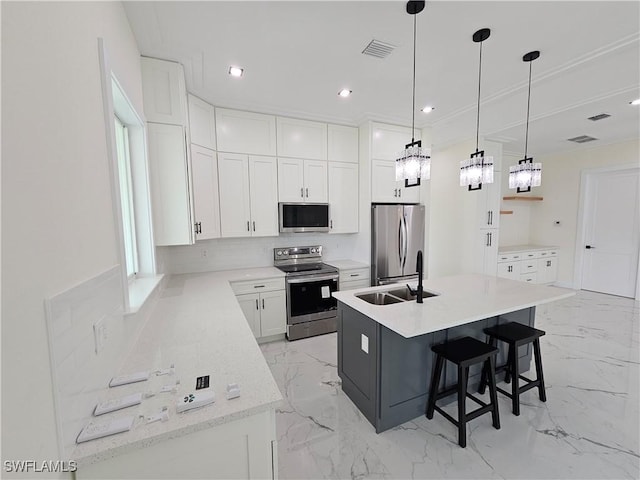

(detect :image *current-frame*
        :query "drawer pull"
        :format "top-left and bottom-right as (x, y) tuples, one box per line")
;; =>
(350, 274), (359, 277)
(254, 285), (265, 289)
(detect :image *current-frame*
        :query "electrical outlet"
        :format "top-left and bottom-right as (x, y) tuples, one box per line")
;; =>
(201, 249), (208, 258)
(93, 317), (107, 355)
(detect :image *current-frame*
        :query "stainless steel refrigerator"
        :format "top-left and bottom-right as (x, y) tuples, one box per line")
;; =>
(371, 204), (425, 285)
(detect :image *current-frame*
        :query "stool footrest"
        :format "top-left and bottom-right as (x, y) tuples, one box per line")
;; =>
(434, 406), (458, 427)
(466, 404), (494, 422)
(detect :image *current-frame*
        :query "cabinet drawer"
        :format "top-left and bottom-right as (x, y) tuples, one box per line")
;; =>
(230, 277), (284, 295)
(523, 251), (538, 260)
(521, 261), (538, 273)
(520, 272), (537, 283)
(498, 253), (522, 262)
(339, 268), (369, 283)
(339, 279), (371, 291)
(537, 250), (558, 258)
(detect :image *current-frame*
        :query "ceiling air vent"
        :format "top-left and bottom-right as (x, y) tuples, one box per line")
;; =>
(568, 135), (598, 143)
(587, 113), (611, 121)
(362, 39), (396, 59)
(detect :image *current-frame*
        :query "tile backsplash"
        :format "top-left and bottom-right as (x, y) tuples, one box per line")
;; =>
(44, 265), (156, 457)
(157, 233), (363, 274)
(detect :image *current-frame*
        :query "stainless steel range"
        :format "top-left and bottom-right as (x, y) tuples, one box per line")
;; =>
(274, 246), (339, 341)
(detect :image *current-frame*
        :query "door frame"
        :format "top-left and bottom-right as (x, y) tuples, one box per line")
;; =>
(573, 163), (640, 299)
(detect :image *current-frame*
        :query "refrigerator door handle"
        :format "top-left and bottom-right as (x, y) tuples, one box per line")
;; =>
(402, 214), (408, 271)
(398, 216), (404, 271)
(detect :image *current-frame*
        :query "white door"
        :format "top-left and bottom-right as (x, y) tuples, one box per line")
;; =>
(236, 293), (261, 337)
(259, 290), (286, 336)
(190, 145), (220, 240)
(218, 153), (251, 237)
(581, 169), (640, 297)
(371, 160), (400, 203)
(249, 156), (279, 237)
(328, 162), (358, 233)
(304, 160), (328, 202)
(147, 123), (193, 246)
(277, 158), (305, 202)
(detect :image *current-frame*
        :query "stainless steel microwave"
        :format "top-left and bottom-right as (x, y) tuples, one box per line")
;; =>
(279, 203), (330, 233)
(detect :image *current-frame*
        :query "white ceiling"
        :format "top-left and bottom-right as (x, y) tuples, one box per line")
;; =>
(123, 1), (640, 157)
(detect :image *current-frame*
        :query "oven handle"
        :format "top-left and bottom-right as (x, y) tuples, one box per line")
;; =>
(286, 274), (339, 284)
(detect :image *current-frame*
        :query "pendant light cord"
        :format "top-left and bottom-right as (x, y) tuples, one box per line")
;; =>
(524, 61), (532, 158)
(411, 13), (417, 142)
(475, 40), (483, 153)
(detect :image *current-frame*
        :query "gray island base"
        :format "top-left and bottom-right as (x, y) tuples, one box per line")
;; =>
(332, 273), (575, 434)
(337, 302), (534, 433)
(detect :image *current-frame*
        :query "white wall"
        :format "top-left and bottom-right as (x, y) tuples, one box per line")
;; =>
(529, 139), (640, 286)
(498, 153), (532, 246)
(2, 2), (143, 474)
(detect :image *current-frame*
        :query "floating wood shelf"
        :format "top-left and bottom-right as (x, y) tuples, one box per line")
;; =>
(500, 210), (514, 215)
(502, 196), (543, 201)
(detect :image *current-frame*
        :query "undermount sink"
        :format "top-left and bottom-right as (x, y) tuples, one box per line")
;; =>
(355, 286), (439, 305)
(355, 292), (403, 305)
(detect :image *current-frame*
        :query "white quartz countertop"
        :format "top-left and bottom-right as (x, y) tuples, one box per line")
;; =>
(498, 244), (559, 253)
(326, 259), (369, 270)
(72, 267), (285, 466)
(333, 273), (575, 338)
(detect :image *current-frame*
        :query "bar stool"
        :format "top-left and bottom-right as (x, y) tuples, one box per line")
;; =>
(479, 322), (546, 416)
(426, 336), (500, 448)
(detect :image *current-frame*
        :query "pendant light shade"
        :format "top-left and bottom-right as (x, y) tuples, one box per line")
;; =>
(509, 50), (542, 193)
(395, 1), (430, 186)
(460, 28), (494, 191)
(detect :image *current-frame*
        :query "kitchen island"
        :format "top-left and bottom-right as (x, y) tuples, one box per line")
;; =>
(332, 274), (574, 433)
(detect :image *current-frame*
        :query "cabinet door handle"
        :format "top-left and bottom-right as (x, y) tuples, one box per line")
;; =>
(547, 260), (551, 267)
(486, 233), (490, 247)
(330, 220), (333, 229)
(255, 299), (259, 310)
(300, 187), (304, 198)
(253, 221), (256, 231)
(399, 188), (402, 197)
(247, 221), (250, 231)
(306, 187), (309, 198)
(393, 189), (397, 197)
(487, 211), (491, 225)
(262, 298), (265, 309)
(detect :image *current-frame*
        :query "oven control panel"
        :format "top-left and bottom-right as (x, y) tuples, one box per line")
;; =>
(274, 246), (323, 260)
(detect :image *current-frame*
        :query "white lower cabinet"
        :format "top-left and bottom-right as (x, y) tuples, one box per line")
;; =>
(469, 229), (498, 275)
(218, 153), (278, 237)
(232, 278), (286, 338)
(371, 160), (420, 203)
(328, 162), (358, 233)
(497, 249), (558, 284)
(337, 266), (370, 290)
(147, 122), (194, 246)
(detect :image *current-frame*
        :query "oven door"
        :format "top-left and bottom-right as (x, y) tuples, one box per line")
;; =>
(286, 274), (338, 325)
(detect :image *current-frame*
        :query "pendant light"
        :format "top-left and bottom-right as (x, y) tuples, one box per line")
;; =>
(460, 28), (494, 191)
(395, 1), (430, 187)
(509, 51), (542, 193)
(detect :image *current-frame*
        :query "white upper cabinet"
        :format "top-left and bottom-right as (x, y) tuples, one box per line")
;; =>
(277, 158), (327, 203)
(371, 160), (420, 203)
(248, 156), (279, 236)
(328, 162), (358, 233)
(190, 145), (220, 240)
(218, 153), (278, 238)
(277, 117), (327, 160)
(141, 57), (187, 126)
(188, 95), (216, 150)
(215, 108), (276, 156)
(371, 123), (419, 161)
(147, 123), (193, 246)
(328, 124), (358, 163)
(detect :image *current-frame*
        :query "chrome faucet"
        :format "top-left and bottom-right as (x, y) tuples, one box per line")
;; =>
(407, 250), (424, 303)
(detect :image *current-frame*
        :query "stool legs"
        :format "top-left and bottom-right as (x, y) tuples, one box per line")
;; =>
(504, 344), (512, 384)
(487, 356), (500, 430)
(533, 339), (547, 402)
(510, 346), (520, 416)
(457, 366), (469, 448)
(426, 355), (444, 419)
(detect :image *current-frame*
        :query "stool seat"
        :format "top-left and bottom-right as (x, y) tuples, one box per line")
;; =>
(483, 322), (545, 344)
(426, 336), (500, 448)
(479, 322), (547, 416)
(432, 336), (499, 365)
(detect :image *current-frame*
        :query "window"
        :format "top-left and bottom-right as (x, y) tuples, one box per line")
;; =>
(113, 116), (138, 278)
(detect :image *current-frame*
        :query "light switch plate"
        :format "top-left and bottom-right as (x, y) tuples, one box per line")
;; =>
(361, 334), (369, 354)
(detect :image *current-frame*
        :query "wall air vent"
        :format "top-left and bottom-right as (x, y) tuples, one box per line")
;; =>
(362, 39), (396, 59)
(568, 135), (598, 143)
(587, 113), (611, 121)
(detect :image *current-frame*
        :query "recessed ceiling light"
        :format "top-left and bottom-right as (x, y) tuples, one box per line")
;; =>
(338, 89), (352, 98)
(630, 98), (640, 105)
(229, 66), (244, 77)
(421, 106), (435, 113)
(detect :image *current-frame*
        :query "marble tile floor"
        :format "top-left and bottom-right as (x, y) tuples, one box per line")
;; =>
(260, 290), (639, 479)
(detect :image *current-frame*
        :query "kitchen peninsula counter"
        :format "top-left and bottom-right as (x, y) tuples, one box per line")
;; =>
(333, 274), (574, 433)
